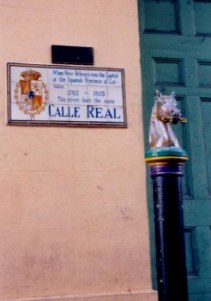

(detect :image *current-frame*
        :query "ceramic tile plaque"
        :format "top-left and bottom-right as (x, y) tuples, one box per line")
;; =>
(7, 63), (127, 127)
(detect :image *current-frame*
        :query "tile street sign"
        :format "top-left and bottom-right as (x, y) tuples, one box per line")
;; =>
(7, 63), (127, 127)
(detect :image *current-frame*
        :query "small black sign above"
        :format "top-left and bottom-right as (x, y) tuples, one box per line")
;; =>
(51, 45), (94, 65)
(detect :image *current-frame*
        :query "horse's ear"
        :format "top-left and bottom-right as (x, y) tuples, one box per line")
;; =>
(171, 91), (175, 97)
(155, 90), (163, 104)
(155, 90), (162, 98)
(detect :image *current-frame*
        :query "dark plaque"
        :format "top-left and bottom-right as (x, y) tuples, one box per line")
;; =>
(51, 45), (94, 65)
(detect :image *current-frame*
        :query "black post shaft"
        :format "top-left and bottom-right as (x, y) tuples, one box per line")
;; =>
(150, 163), (189, 301)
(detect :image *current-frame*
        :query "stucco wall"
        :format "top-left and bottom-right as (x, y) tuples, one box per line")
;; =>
(0, 1), (157, 301)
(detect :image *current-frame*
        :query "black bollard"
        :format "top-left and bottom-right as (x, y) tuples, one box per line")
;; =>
(145, 149), (189, 301)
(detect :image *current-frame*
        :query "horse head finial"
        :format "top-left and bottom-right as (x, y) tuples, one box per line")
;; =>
(149, 91), (187, 148)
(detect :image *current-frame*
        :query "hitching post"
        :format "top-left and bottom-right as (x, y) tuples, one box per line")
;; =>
(145, 91), (189, 301)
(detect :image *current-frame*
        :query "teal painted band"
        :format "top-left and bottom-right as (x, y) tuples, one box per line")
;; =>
(145, 147), (188, 159)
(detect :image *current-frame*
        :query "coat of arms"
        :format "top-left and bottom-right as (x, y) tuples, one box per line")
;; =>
(14, 69), (48, 119)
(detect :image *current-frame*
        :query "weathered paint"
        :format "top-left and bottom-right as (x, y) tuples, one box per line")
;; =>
(0, 1), (156, 301)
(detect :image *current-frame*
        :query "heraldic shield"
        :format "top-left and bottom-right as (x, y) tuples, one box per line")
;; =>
(15, 69), (48, 119)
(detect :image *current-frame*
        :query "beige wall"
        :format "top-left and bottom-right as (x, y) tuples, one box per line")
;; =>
(0, 1), (157, 301)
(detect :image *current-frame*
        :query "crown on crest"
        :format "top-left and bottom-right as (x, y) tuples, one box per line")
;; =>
(21, 69), (41, 80)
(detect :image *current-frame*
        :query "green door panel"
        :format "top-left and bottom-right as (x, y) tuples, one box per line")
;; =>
(138, 1), (211, 300)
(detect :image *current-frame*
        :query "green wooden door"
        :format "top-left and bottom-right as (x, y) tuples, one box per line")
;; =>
(138, 1), (211, 300)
